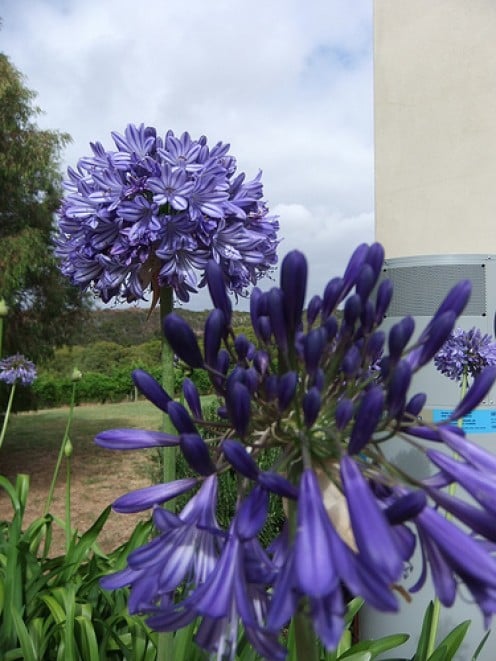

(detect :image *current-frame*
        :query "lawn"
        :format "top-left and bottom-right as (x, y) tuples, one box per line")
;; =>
(0, 399), (166, 551)
(3, 398), (163, 452)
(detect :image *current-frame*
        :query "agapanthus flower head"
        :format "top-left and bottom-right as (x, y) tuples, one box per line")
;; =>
(434, 326), (496, 381)
(96, 243), (496, 660)
(0, 353), (37, 386)
(54, 124), (279, 304)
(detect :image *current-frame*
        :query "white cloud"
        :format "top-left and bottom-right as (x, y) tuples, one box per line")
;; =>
(1, 0), (374, 312)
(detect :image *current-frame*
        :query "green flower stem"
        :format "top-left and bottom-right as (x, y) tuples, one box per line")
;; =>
(0, 316), (4, 359)
(426, 370), (469, 657)
(159, 286), (176, 486)
(44, 381), (77, 515)
(65, 454), (72, 552)
(293, 611), (319, 661)
(0, 383), (16, 450)
(158, 286), (177, 661)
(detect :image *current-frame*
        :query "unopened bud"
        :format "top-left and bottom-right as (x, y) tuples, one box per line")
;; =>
(64, 437), (73, 457)
(71, 367), (82, 382)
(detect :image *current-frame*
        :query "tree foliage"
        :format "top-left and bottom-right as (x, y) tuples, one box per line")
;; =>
(0, 52), (89, 362)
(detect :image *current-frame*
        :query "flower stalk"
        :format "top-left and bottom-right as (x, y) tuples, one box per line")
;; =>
(44, 380), (77, 515)
(0, 383), (16, 450)
(160, 286), (176, 486)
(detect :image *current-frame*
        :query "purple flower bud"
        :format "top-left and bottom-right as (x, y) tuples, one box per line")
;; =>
(95, 428), (179, 450)
(234, 334), (251, 361)
(183, 377), (202, 419)
(268, 288), (288, 352)
(235, 486), (269, 540)
(216, 348), (230, 375)
(388, 316), (415, 361)
(384, 490), (427, 525)
(167, 401), (197, 434)
(222, 439), (259, 480)
(348, 386), (385, 455)
(324, 316), (338, 341)
(375, 279), (393, 322)
(210, 348), (230, 392)
(303, 387), (321, 428)
(322, 277), (343, 318)
(257, 471), (298, 498)
(386, 360), (412, 418)
(312, 367), (325, 391)
(180, 433), (216, 476)
(225, 380), (251, 437)
(404, 392), (427, 419)
(112, 478), (198, 513)
(307, 295), (322, 326)
(343, 294), (361, 328)
(204, 308), (226, 366)
(280, 250), (307, 335)
(257, 315), (272, 343)
(264, 374), (279, 401)
(335, 397), (353, 430)
(356, 263), (376, 302)
(449, 365), (496, 421)
(342, 243), (369, 297)
(163, 313), (204, 369)
(360, 299), (375, 334)
(253, 350), (269, 375)
(250, 286), (262, 329)
(303, 327), (327, 375)
(410, 311), (457, 370)
(278, 371), (298, 412)
(244, 367), (260, 394)
(366, 330), (385, 363)
(435, 279), (471, 320)
(132, 369), (172, 412)
(217, 405), (228, 418)
(341, 344), (361, 376)
(365, 242), (385, 279)
(206, 259), (232, 324)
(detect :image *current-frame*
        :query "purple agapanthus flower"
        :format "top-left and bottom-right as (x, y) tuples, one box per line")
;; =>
(0, 353), (37, 386)
(434, 326), (496, 381)
(95, 243), (496, 659)
(54, 124), (279, 303)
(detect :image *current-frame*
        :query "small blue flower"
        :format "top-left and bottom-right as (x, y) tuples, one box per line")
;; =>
(435, 326), (496, 381)
(0, 354), (37, 386)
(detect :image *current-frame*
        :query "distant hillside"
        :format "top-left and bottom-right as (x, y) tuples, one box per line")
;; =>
(71, 306), (251, 347)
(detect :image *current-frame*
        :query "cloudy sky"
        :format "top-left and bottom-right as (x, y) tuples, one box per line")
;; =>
(1, 0), (375, 311)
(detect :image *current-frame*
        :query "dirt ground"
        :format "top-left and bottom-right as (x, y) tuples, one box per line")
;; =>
(0, 442), (155, 554)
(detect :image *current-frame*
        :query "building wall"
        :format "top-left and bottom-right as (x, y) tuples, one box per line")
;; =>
(374, 0), (496, 256)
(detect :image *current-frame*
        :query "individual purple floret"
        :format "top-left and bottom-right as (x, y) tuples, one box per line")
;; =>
(95, 242), (496, 660)
(54, 124), (279, 304)
(0, 353), (37, 386)
(434, 326), (496, 381)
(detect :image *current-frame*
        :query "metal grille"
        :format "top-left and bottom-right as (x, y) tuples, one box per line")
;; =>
(382, 262), (487, 317)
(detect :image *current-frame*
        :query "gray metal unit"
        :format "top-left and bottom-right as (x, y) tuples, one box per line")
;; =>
(360, 254), (496, 660)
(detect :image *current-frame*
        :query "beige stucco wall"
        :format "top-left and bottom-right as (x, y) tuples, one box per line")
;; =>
(374, 0), (496, 257)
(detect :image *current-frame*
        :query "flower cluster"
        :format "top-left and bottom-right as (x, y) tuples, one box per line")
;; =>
(54, 124), (279, 303)
(96, 243), (496, 659)
(0, 353), (37, 386)
(434, 326), (496, 381)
